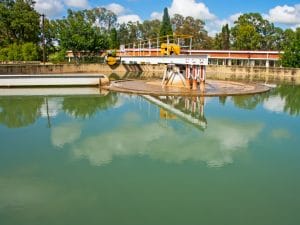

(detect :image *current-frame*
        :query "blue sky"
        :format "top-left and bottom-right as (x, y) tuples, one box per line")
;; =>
(35, 0), (300, 34)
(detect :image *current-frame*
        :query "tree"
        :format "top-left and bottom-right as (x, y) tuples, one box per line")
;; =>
(221, 24), (230, 50)
(214, 24), (230, 50)
(140, 19), (161, 40)
(0, 0), (40, 45)
(171, 14), (210, 49)
(281, 28), (300, 68)
(109, 28), (119, 49)
(160, 7), (173, 37)
(52, 9), (109, 56)
(231, 13), (279, 50)
(85, 8), (117, 32)
(232, 24), (261, 50)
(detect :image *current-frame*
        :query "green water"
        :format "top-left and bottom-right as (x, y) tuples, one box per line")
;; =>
(0, 85), (300, 225)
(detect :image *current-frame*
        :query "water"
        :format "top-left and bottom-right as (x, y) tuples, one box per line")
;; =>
(0, 85), (300, 225)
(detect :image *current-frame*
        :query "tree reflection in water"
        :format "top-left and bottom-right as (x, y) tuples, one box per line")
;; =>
(0, 92), (118, 127)
(231, 93), (268, 110)
(0, 97), (43, 128)
(274, 84), (300, 116)
(230, 85), (300, 116)
(62, 92), (118, 119)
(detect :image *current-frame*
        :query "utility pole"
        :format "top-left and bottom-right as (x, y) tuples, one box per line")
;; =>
(41, 14), (46, 64)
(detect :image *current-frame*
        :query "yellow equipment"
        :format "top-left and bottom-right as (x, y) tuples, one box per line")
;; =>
(160, 43), (181, 55)
(106, 56), (118, 66)
(105, 50), (120, 66)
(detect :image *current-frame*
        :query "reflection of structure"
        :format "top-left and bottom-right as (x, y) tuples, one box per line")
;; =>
(160, 109), (177, 119)
(143, 95), (207, 130)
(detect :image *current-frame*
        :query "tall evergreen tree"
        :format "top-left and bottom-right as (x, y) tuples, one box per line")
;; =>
(221, 24), (230, 50)
(160, 8), (173, 37)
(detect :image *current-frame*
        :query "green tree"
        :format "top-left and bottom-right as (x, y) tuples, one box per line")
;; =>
(214, 24), (230, 50)
(231, 13), (279, 50)
(0, 0), (40, 45)
(48, 49), (66, 63)
(281, 28), (300, 68)
(221, 24), (230, 50)
(160, 7), (173, 37)
(52, 9), (109, 56)
(171, 14), (210, 49)
(232, 24), (261, 50)
(7, 43), (22, 61)
(118, 23), (130, 45)
(139, 19), (161, 40)
(85, 8), (117, 32)
(109, 28), (119, 49)
(22, 42), (39, 61)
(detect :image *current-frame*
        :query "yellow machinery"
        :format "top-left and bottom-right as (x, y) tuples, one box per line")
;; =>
(160, 43), (181, 55)
(105, 50), (120, 66)
(106, 56), (118, 66)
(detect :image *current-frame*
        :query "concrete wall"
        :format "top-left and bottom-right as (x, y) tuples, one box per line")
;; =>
(1, 63), (299, 84)
(206, 65), (300, 84)
(0, 63), (166, 75)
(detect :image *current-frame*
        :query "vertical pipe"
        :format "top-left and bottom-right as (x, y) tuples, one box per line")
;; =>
(148, 39), (151, 56)
(41, 14), (46, 64)
(185, 64), (190, 88)
(192, 65), (197, 90)
(200, 65), (206, 92)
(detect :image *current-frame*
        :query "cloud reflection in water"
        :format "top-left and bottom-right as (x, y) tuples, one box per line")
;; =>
(62, 112), (264, 168)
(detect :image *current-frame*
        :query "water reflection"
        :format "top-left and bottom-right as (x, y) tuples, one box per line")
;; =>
(144, 95), (207, 130)
(55, 94), (263, 167)
(51, 122), (82, 148)
(273, 84), (300, 115)
(232, 94), (266, 110)
(70, 111), (263, 167)
(0, 97), (43, 128)
(62, 92), (118, 119)
(0, 92), (118, 128)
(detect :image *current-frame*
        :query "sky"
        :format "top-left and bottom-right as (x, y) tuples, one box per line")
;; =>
(34, 0), (300, 35)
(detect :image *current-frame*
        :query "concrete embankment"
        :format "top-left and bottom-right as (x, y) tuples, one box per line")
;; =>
(206, 65), (300, 84)
(0, 63), (299, 84)
(0, 64), (166, 75)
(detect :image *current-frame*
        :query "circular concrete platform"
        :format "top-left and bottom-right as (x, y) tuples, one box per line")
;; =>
(106, 79), (270, 96)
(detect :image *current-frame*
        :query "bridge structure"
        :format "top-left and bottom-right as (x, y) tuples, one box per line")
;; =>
(112, 35), (281, 91)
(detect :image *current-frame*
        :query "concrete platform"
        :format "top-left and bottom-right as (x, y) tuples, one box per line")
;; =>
(107, 79), (270, 96)
(0, 74), (109, 87)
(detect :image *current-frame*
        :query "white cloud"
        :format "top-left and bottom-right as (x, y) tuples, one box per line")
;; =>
(263, 96), (286, 113)
(265, 4), (300, 25)
(34, 0), (64, 17)
(105, 3), (126, 15)
(150, 0), (216, 22)
(118, 14), (142, 24)
(150, 0), (241, 35)
(228, 13), (242, 24)
(150, 12), (163, 20)
(168, 0), (216, 21)
(205, 19), (227, 36)
(64, 0), (88, 9)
